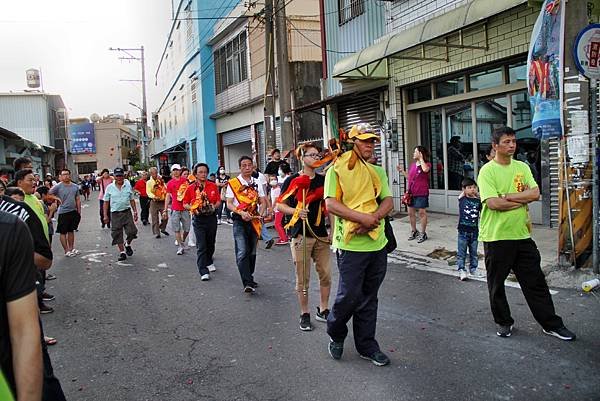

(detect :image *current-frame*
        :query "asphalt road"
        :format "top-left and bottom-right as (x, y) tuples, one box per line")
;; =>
(42, 198), (600, 401)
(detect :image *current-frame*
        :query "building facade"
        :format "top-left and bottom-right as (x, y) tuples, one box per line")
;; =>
(321, 0), (561, 226)
(209, 0), (323, 174)
(0, 92), (69, 176)
(71, 115), (139, 175)
(151, 0), (238, 174)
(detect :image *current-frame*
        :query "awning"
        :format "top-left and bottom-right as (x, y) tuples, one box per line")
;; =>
(333, 0), (527, 79)
(292, 81), (388, 114)
(151, 141), (187, 158)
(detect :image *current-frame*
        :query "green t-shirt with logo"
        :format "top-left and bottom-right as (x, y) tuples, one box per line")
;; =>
(478, 159), (537, 242)
(0, 370), (14, 401)
(324, 164), (391, 252)
(24, 194), (49, 241)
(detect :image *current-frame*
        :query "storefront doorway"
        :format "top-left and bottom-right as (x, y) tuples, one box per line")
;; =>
(413, 89), (543, 223)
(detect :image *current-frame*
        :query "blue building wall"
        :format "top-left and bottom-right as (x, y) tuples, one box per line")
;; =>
(155, 0), (237, 173)
(323, 0), (387, 96)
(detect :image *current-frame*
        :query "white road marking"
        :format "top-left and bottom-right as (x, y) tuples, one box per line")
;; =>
(81, 252), (107, 263)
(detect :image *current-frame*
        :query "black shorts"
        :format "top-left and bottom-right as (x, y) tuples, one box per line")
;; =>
(56, 210), (81, 234)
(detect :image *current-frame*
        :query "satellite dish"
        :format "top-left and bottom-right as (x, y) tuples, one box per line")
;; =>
(90, 113), (100, 122)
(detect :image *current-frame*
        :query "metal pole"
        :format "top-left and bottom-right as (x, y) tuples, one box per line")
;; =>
(591, 78), (599, 273)
(264, 0), (276, 155)
(63, 111), (68, 170)
(140, 45), (149, 165)
(274, 0), (294, 153)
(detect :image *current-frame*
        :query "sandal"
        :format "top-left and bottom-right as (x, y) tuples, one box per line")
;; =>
(44, 336), (57, 346)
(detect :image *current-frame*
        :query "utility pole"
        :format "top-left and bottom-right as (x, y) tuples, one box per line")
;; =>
(274, 0), (294, 153)
(264, 0), (277, 155)
(109, 46), (149, 165)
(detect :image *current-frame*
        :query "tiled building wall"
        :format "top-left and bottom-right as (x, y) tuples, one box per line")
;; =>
(387, 0), (468, 33)
(389, 4), (536, 86)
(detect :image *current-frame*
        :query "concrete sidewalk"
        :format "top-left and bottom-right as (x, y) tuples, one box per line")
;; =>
(387, 211), (598, 289)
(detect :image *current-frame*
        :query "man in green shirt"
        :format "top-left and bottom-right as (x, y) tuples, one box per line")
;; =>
(478, 126), (575, 341)
(324, 123), (393, 366)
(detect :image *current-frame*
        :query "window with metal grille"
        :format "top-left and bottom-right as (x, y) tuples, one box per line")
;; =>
(191, 80), (197, 103)
(214, 30), (248, 94)
(338, 0), (364, 25)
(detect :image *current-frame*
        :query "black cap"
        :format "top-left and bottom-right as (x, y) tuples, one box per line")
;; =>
(114, 168), (125, 176)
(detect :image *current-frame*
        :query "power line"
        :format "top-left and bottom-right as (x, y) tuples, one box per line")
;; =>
(287, 18), (356, 54)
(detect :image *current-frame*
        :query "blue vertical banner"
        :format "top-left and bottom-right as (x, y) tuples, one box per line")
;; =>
(68, 123), (96, 154)
(527, 0), (564, 139)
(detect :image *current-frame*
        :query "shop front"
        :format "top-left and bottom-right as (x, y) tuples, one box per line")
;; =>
(403, 59), (551, 224)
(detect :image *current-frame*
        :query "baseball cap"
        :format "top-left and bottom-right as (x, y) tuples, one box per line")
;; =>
(170, 164), (181, 171)
(348, 123), (380, 141)
(114, 168), (125, 176)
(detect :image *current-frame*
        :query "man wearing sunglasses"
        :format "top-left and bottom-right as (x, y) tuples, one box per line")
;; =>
(324, 123), (394, 367)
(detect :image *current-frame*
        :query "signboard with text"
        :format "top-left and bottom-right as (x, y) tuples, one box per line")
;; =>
(573, 24), (600, 80)
(68, 123), (96, 154)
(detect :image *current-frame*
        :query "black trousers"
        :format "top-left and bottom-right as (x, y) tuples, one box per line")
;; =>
(139, 196), (150, 223)
(40, 318), (66, 401)
(484, 239), (564, 330)
(327, 248), (387, 356)
(193, 214), (217, 276)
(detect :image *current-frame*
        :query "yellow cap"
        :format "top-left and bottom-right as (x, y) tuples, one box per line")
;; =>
(348, 123), (380, 141)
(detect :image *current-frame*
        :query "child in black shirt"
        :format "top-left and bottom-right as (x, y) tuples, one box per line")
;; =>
(457, 178), (482, 281)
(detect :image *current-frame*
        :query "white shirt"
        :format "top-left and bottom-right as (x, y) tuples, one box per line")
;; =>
(225, 175), (266, 208)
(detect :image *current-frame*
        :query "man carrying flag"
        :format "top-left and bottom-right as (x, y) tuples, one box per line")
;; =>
(277, 143), (332, 331)
(226, 156), (268, 293)
(324, 123), (394, 367)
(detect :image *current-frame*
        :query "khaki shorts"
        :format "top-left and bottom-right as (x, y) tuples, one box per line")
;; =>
(110, 210), (138, 246)
(292, 235), (331, 291)
(170, 210), (191, 232)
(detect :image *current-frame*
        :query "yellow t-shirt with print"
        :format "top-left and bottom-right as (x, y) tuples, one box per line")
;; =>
(478, 159), (537, 242)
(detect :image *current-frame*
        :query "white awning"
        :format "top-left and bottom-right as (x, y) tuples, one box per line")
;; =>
(333, 0), (527, 79)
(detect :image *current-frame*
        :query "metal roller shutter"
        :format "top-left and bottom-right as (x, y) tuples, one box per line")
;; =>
(222, 126), (251, 146)
(337, 90), (384, 163)
(548, 137), (560, 227)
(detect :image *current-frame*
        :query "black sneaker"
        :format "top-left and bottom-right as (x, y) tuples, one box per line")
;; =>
(155, 234), (161, 239)
(417, 232), (428, 243)
(299, 313), (312, 331)
(46, 273), (57, 281)
(244, 285), (256, 293)
(407, 230), (419, 241)
(39, 303), (54, 314)
(41, 292), (55, 302)
(250, 281), (259, 288)
(359, 350), (390, 366)
(328, 339), (344, 360)
(265, 239), (275, 249)
(543, 326), (576, 341)
(125, 244), (134, 256)
(161, 230), (170, 236)
(496, 324), (513, 337)
(315, 307), (330, 322)
(118, 252), (127, 262)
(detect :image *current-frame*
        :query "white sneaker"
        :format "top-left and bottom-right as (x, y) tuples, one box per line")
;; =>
(470, 270), (485, 279)
(174, 240), (179, 246)
(459, 270), (468, 281)
(207, 264), (216, 272)
(217, 219), (222, 225)
(71, 249), (81, 255)
(65, 251), (75, 257)
(200, 274), (210, 281)
(176, 247), (184, 255)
